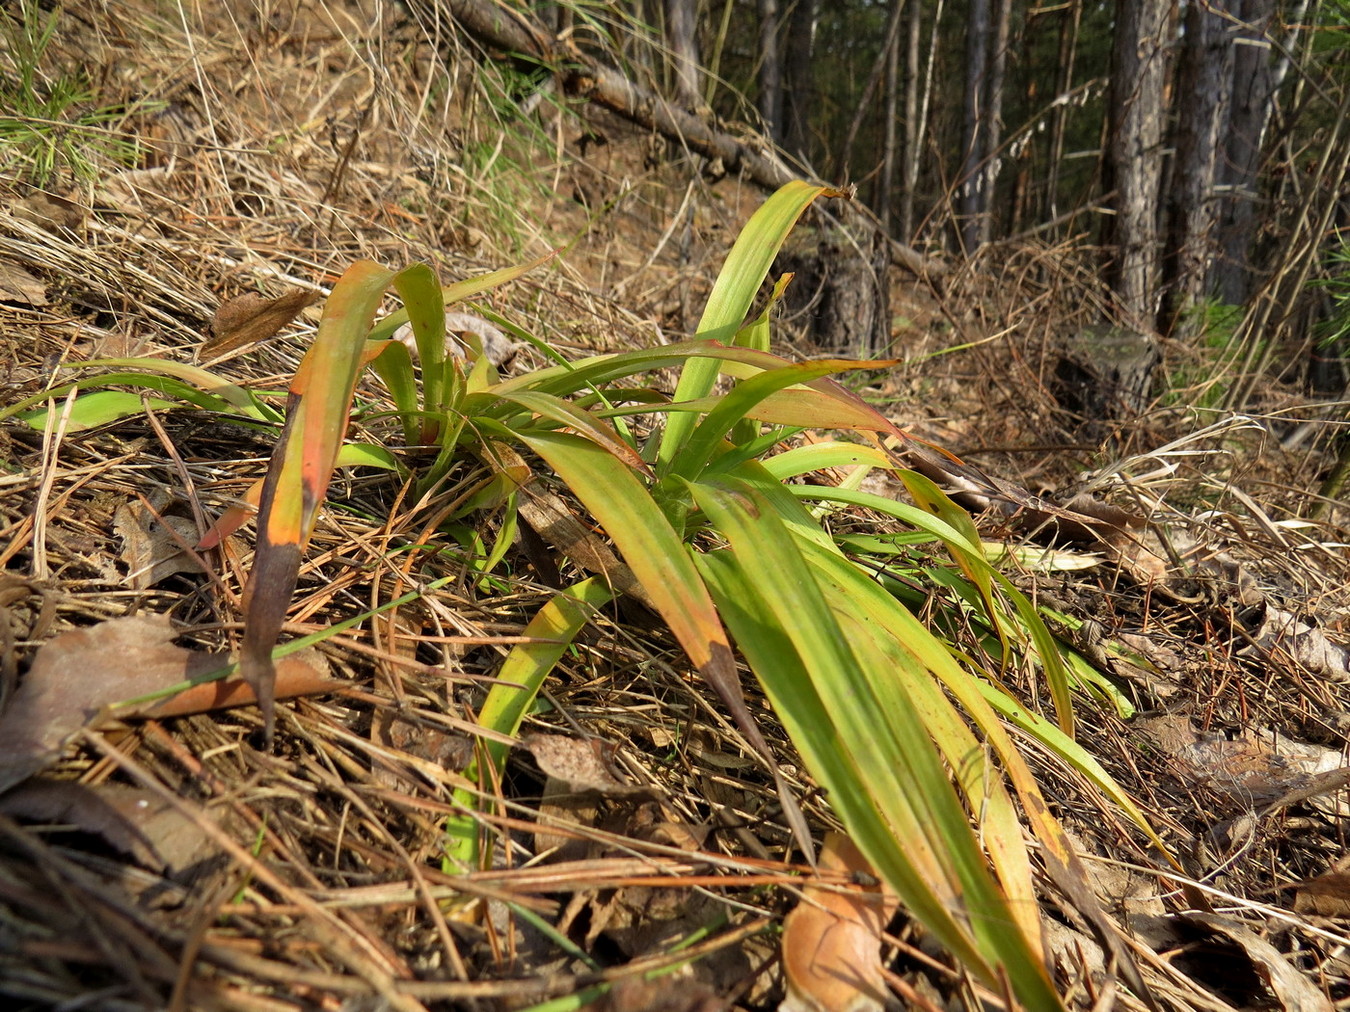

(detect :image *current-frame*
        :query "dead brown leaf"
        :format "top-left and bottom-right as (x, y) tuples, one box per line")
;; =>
(1179, 913), (1332, 1012)
(1135, 714), (1350, 813)
(201, 287), (319, 359)
(1295, 871), (1350, 917)
(114, 500), (207, 588)
(0, 258), (47, 306)
(0, 780), (215, 877)
(780, 831), (899, 1012)
(522, 733), (654, 798)
(0, 615), (336, 793)
(13, 190), (87, 231)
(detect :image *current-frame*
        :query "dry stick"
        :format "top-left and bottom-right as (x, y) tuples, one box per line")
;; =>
(80, 728), (431, 1012)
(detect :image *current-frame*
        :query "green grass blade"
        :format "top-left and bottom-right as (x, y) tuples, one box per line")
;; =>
(370, 332), (421, 446)
(658, 181), (840, 472)
(516, 430), (729, 675)
(446, 577), (615, 868)
(671, 359), (862, 482)
(366, 252), (557, 343)
(20, 388), (195, 430)
(390, 263), (446, 416)
(689, 478), (1063, 1009)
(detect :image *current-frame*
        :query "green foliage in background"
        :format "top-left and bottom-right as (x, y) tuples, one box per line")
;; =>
(0, 0), (153, 184)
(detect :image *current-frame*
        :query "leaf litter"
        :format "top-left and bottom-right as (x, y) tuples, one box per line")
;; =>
(2, 1), (1350, 1009)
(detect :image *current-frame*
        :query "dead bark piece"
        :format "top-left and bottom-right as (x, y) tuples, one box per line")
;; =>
(780, 832), (900, 1012)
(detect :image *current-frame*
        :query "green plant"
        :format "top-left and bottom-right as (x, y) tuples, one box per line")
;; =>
(18, 182), (1166, 1008)
(1162, 297), (1249, 409)
(0, 0), (151, 184)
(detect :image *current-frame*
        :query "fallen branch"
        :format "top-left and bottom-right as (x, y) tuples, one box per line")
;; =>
(417, 0), (943, 281)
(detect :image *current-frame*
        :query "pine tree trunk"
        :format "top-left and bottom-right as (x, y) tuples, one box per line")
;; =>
(958, 0), (1011, 251)
(665, 0), (701, 109)
(1212, 0), (1280, 305)
(1159, 0), (1231, 335)
(1042, 0), (1080, 223)
(878, 5), (902, 233)
(757, 0), (782, 140)
(958, 0), (992, 251)
(899, 0), (933, 242)
(782, 0), (817, 162)
(1103, 0), (1173, 328)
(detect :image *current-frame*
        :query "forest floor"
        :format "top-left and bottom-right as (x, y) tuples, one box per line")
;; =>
(4, 2), (1350, 1011)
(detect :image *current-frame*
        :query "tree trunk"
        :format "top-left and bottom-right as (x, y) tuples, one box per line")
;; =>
(757, 0), (782, 140)
(420, 0), (945, 280)
(664, 0), (701, 110)
(1103, 0), (1173, 329)
(1042, 0), (1080, 223)
(878, 5), (902, 233)
(1212, 0), (1280, 305)
(899, 0), (923, 240)
(839, 0), (907, 187)
(1159, 0), (1232, 335)
(782, 0), (817, 163)
(958, 0), (991, 251)
(958, 0), (1011, 251)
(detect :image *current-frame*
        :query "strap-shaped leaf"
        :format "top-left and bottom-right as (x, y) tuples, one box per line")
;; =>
(240, 261), (396, 741)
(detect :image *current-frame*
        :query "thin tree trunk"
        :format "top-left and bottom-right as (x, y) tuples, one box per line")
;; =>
(664, 0), (701, 110)
(422, 0), (946, 279)
(1042, 0), (1080, 223)
(757, 0), (782, 139)
(958, 0), (1011, 251)
(981, 0), (1011, 244)
(878, 5), (902, 232)
(1159, 0), (1232, 335)
(782, 0), (817, 163)
(1212, 0), (1281, 305)
(958, 0), (991, 251)
(840, 0), (907, 185)
(1103, 0), (1173, 328)
(898, 0), (923, 240)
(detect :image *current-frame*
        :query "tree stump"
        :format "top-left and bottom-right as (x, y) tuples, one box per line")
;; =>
(1053, 324), (1158, 437)
(774, 227), (890, 359)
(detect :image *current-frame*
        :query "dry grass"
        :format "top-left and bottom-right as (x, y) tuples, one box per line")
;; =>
(5, 1), (1350, 1010)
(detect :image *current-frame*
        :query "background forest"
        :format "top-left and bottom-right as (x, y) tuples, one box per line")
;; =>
(663, 0), (1334, 331)
(5, 1), (1350, 1011)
